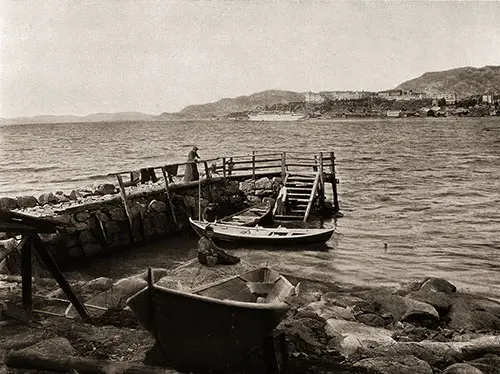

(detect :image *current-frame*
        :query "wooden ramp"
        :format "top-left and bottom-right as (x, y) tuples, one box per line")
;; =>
(274, 171), (321, 222)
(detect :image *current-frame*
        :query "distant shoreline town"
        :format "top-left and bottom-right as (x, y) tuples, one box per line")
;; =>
(228, 90), (500, 121)
(1, 90), (498, 126)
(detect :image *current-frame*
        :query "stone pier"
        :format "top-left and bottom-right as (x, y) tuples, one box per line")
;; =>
(0, 175), (282, 270)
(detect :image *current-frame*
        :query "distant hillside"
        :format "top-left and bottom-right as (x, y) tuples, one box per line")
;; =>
(159, 90), (304, 119)
(0, 112), (156, 125)
(396, 65), (500, 98)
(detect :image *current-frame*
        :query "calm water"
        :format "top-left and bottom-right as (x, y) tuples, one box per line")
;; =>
(1, 118), (499, 298)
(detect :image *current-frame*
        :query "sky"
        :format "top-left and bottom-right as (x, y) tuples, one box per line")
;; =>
(1, 0), (500, 118)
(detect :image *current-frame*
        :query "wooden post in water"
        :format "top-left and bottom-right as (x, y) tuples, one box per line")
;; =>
(252, 151), (256, 179)
(116, 174), (135, 243)
(281, 152), (287, 180)
(318, 152), (325, 205)
(330, 151), (340, 212)
(222, 157), (227, 178)
(160, 166), (178, 226)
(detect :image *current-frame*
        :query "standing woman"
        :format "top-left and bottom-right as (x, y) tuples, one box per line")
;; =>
(183, 146), (200, 182)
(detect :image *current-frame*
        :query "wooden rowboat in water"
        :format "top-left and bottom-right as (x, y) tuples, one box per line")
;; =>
(203, 201), (273, 227)
(189, 217), (334, 245)
(126, 267), (295, 372)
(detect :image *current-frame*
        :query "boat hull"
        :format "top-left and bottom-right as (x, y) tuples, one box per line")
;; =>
(190, 218), (334, 245)
(248, 113), (305, 121)
(218, 201), (273, 226)
(127, 268), (293, 372)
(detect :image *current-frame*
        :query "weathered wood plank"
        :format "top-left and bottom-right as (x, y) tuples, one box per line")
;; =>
(5, 350), (179, 374)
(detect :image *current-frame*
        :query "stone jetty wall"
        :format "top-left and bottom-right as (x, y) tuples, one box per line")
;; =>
(0, 176), (282, 269)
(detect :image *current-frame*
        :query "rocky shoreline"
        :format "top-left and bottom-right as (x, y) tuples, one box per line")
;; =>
(1, 260), (499, 374)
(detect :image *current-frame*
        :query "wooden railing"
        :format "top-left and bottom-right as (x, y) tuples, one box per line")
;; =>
(303, 171), (321, 222)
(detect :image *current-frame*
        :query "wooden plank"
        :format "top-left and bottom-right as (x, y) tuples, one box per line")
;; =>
(288, 198), (310, 203)
(330, 151), (339, 212)
(115, 174), (135, 243)
(273, 215), (303, 220)
(21, 238), (32, 315)
(281, 152), (287, 180)
(92, 214), (109, 250)
(284, 163), (318, 167)
(224, 152), (280, 159)
(5, 350), (179, 374)
(229, 157), (282, 165)
(319, 152), (325, 205)
(229, 165), (281, 172)
(303, 172), (320, 222)
(138, 210), (149, 244)
(203, 161), (213, 202)
(252, 151), (256, 179)
(160, 166), (178, 226)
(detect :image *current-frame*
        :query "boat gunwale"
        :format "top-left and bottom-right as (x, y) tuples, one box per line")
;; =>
(189, 217), (334, 239)
(126, 267), (294, 311)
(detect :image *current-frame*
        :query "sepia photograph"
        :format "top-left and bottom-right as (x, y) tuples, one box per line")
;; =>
(1, 1), (500, 373)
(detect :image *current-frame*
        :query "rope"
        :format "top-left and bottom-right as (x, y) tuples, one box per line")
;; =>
(198, 178), (201, 220)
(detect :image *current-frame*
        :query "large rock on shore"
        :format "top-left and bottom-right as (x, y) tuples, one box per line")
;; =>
(353, 355), (433, 374)
(406, 278), (456, 315)
(15, 195), (39, 208)
(447, 294), (500, 331)
(443, 363), (484, 374)
(352, 335), (500, 367)
(325, 319), (395, 357)
(94, 183), (116, 195)
(355, 288), (440, 326)
(0, 197), (18, 210)
(298, 300), (356, 321)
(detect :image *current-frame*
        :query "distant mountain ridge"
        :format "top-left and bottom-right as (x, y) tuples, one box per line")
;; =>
(159, 90), (304, 119)
(395, 65), (500, 98)
(0, 112), (156, 125)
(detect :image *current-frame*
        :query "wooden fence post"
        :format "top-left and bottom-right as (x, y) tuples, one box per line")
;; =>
(222, 157), (226, 178)
(252, 151), (256, 179)
(330, 151), (340, 212)
(281, 152), (287, 180)
(318, 152), (325, 204)
(161, 166), (178, 226)
(116, 174), (135, 243)
(203, 161), (213, 202)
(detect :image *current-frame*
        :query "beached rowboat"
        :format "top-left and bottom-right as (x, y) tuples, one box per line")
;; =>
(189, 217), (334, 245)
(126, 267), (295, 372)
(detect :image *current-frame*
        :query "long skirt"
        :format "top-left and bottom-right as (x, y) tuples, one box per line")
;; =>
(183, 163), (199, 182)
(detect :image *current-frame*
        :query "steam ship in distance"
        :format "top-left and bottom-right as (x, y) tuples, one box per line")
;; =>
(248, 112), (305, 121)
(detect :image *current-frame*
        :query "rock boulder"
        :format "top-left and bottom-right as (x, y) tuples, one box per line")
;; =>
(0, 197), (18, 210)
(16, 195), (39, 208)
(353, 355), (433, 374)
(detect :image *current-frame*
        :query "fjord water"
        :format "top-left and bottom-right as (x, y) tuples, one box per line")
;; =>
(1, 118), (499, 297)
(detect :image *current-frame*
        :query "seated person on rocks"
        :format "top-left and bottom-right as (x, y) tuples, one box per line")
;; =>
(197, 225), (240, 266)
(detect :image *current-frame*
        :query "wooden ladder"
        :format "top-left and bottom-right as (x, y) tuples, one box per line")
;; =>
(274, 171), (320, 222)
